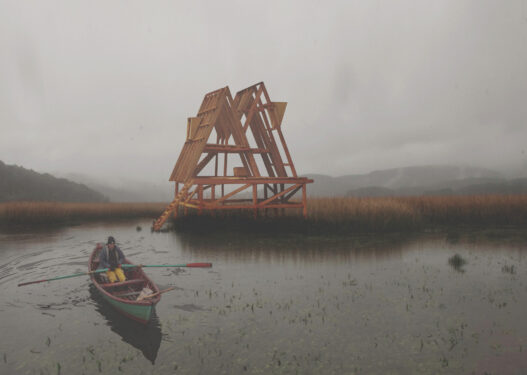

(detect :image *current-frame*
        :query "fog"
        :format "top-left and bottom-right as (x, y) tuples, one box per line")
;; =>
(1, 0), (527, 185)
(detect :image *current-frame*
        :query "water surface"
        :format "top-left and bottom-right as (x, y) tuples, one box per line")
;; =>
(1, 221), (526, 374)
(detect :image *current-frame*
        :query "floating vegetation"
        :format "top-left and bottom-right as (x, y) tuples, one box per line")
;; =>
(448, 254), (467, 272)
(501, 264), (516, 274)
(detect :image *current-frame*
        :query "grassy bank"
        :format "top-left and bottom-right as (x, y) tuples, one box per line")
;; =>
(171, 195), (527, 233)
(0, 202), (166, 225)
(1, 195), (527, 233)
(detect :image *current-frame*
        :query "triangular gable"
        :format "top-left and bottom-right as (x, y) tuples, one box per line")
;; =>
(170, 87), (228, 181)
(170, 82), (294, 182)
(170, 87), (259, 182)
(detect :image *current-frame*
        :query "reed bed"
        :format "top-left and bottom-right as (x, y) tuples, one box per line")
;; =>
(307, 195), (527, 227)
(173, 194), (527, 233)
(2, 195), (527, 232)
(0, 201), (166, 225)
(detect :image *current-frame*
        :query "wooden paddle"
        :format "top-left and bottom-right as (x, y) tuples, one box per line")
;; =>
(18, 263), (212, 287)
(17, 268), (111, 287)
(122, 263), (212, 269)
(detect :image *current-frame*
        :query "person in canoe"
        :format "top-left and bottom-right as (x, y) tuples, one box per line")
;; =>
(99, 236), (127, 282)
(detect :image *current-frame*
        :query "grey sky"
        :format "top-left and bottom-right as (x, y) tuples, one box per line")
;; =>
(1, 0), (527, 184)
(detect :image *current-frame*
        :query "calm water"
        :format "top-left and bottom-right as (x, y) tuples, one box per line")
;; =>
(1, 221), (527, 374)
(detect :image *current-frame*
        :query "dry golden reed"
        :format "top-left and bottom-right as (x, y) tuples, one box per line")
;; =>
(303, 195), (527, 230)
(2, 195), (527, 231)
(173, 194), (527, 233)
(0, 201), (166, 225)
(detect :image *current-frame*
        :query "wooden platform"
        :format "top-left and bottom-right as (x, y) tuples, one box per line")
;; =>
(153, 82), (313, 231)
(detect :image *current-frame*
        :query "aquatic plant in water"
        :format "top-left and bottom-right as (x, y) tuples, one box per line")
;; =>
(448, 254), (467, 273)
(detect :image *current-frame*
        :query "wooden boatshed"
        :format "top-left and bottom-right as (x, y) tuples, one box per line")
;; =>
(152, 82), (313, 231)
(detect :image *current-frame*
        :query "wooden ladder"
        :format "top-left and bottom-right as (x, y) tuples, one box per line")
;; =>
(152, 179), (194, 231)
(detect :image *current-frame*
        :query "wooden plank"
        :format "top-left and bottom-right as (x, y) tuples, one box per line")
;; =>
(270, 102), (287, 129)
(283, 185), (303, 202)
(196, 203), (304, 210)
(203, 145), (269, 153)
(210, 184), (252, 205)
(100, 279), (145, 289)
(302, 184), (307, 218)
(192, 176), (313, 185)
(194, 153), (216, 175)
(242, 84), (264, 132)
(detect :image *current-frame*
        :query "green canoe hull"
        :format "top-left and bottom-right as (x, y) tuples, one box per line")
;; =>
(100, 292), (154, 324)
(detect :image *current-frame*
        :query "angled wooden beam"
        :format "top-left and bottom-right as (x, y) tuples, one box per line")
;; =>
(258, 184), (301, 207)
(194, 153), (216, 175)
(283, 185), (303, 202)
(210, 183), (252, 205)
(242, 84), (264, 132)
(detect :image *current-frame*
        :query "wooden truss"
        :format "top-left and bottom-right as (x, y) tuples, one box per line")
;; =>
(152, 82), (313, 231)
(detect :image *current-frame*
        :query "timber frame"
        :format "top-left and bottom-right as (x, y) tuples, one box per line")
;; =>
(152, 82), (313, 231)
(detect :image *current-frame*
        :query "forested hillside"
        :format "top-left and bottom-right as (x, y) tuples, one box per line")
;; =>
(0, 161), (107, 202)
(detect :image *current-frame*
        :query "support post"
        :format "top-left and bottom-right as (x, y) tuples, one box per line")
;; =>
(302, 184), (307, 218)
(273, 183), (278, 217)
(252, 183), (258, 219)
(280, 183), (285, 216)
(211, 184), (216, 217)
(264, 184), (268, 217)
(198, 184), (203, 215)
(173, 183), (179, 218)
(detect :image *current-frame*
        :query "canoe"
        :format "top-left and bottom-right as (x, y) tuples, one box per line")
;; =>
(89, 243), (161, 324)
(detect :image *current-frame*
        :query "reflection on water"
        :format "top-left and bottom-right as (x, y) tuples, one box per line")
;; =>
(88, 285), (162, 364)
(174, 230), (413, 265)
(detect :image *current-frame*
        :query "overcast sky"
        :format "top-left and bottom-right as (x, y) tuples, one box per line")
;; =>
(1, 0), (527, 184)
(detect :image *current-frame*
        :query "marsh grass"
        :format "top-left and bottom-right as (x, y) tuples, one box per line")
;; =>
(0, 202), (166, 225)
(448, 254), (467, 272)
(2, 195), (527, 232)
(172, 195), (527, 234)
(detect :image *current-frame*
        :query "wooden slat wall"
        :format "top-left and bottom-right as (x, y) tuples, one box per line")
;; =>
(169, 82), (298, 182)
(170, 88), (227, 181)
(233, 83), (289, 177)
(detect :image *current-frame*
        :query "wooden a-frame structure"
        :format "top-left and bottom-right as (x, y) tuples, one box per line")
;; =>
(152, 82), (313, 231)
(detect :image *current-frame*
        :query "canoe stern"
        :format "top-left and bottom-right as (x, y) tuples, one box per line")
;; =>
(101, 293), (154, 324)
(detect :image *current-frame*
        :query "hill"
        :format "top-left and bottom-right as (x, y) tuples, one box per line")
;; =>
(0, 161), (108, 202)
(305, 165), (505, 197)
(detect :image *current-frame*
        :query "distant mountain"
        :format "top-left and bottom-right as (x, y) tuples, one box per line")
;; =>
(345, 178), (527, 197)
(57, 172), (173, 203)
(455, 178), (527, 195)
(0, 161), (108, 202)
(25, 164), (522, 202)
(305, 165), (504, 197)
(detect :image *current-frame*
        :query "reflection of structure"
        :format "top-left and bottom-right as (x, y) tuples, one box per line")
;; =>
(89, 285), (162, 364)
(153, 82), (313, 231)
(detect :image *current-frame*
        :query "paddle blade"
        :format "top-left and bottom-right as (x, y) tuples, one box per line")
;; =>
(186, 263), (212, 268)
(18, 279), (47, 287)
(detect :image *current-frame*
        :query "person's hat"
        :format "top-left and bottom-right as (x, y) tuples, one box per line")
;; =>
(107, 236), (116, 245)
